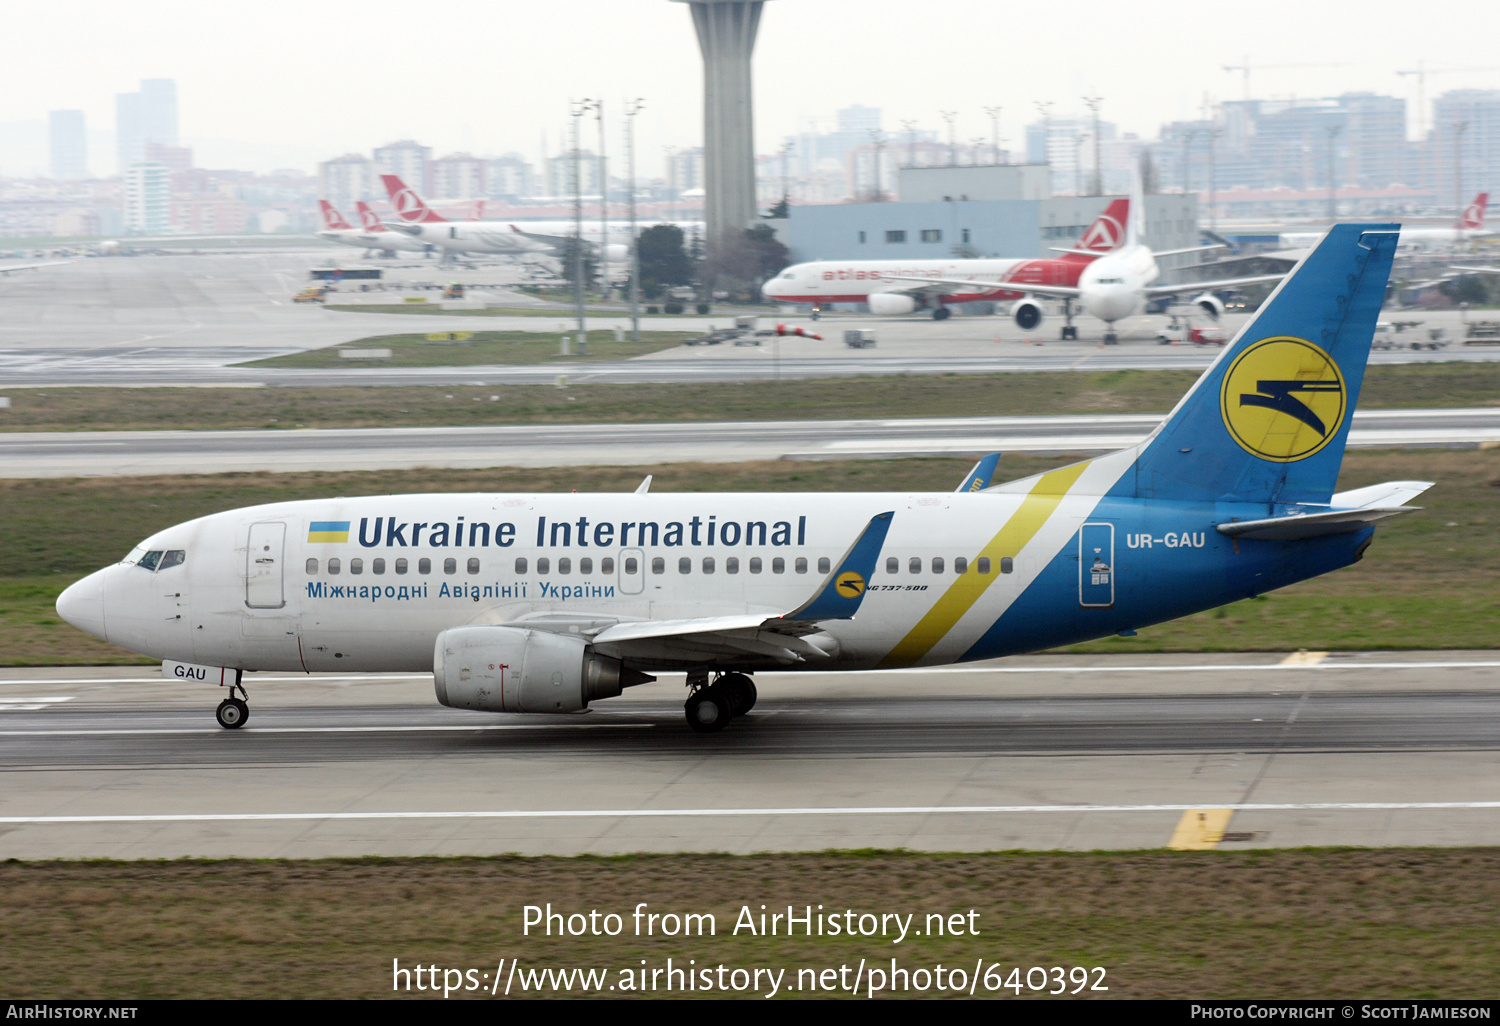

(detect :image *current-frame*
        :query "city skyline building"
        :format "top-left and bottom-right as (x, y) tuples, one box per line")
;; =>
(115, 79), (177, 174)
(122, 161), (170, 233)
(48, 110), (87, 180)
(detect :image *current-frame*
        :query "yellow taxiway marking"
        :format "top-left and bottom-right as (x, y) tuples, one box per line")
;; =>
(1168, 808), (1235, 850)
(1279, 650), (1329, 667)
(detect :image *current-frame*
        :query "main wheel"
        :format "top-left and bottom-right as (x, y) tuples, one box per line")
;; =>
(932, 306), (951, 321)
(719, 673), (757, 714)
(685, 687), (731, 733)
(216, 698), (248, 730)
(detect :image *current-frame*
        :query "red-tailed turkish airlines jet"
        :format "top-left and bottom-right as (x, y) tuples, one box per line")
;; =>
(762, 199), (1131, 333)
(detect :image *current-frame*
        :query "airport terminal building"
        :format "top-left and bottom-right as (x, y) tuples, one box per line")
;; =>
(771, 165), (1200, 277)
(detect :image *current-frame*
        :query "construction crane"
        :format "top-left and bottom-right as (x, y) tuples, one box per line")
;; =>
(1397, 63), (1500, 139)
(1222, 58), (1347, 102)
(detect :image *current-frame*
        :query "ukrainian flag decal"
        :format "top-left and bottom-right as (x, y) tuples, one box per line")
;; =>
(307, 521), (350, 543)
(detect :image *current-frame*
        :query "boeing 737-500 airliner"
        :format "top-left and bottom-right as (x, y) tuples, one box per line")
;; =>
(58, 224), (1426, 733)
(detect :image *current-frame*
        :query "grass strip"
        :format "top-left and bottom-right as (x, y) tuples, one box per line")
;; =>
(4, 849), (1499, 999)
(3, 363), (1497, 433)
(240, 330), (697, 368)
(4, 450), (1496, 665)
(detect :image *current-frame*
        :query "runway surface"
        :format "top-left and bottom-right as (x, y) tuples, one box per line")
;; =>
(4, 407), (1498, 477)
(3, 653), (1498, 858)
(1, 252), (1494, 387)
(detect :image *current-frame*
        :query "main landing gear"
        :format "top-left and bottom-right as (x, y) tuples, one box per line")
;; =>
(1060, 298), (1078, 340)
(684, 671), (757, 733)
(215, 674), (250, 730)
(931, 305), (951, 321)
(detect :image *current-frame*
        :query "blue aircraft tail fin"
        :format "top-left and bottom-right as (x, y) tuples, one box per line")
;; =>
(1117, 224), (1399, 507)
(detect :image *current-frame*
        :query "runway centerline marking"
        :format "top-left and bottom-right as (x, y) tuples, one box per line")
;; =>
(4, 801), (1499, 826)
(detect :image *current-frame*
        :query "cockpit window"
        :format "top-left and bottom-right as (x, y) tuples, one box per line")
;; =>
(158, 550), (185, 570)
(137, 550), (164, 571)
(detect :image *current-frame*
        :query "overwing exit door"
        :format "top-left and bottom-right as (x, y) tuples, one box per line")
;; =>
(1079, 522), (1115, 608)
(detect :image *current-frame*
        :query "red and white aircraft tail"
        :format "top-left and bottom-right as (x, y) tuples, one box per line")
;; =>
(467, 199), (486, 221)
(1458, 193), (1489, 231)
(380, 175), (448, 223)
(1074, 198), (1131, 255)
(354, 201), (386, 233)
(319, 200), (354, 231)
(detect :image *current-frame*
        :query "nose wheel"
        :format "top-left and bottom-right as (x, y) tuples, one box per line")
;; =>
(215, 676), (249, 729)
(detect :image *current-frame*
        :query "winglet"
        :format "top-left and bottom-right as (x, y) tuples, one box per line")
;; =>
(780, 512), (894, 622)
(634, 475), (653, 495)
(956, 453), (1002, 493)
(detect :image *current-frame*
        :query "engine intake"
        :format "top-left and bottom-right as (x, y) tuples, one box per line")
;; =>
(1011, 298), (1045, 330)
(433, 626), (651, 713)
(1193, 293), (1225, 320)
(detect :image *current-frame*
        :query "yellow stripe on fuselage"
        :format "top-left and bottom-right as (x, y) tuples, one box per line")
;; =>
(307, 532), (349, 543)
(876, 462), (1091, 669)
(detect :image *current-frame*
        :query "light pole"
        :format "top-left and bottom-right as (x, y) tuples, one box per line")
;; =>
(868, 129), (886, 201)
(1452, 119), (1469, 214)
(1034, 101), (1054, 166)
(1082, 95), (1103, 195)
(778, 138), (792, 207)
(940, 110), (957, 166)
(624, 98), (644, 342)
(569, 100), (590, 352)
(1325, 123), (1342, 221)
(592, 99), (608, 297)
(900, 119), (917, 168)
(983, 106), (1002, 164)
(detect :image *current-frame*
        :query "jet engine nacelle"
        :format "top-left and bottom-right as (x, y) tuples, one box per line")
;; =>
(433, 625), (640, 713)
(1193, 293), (1225, 320)
(868, 292), (917, 316)
(1011, 298), (1045, 330)
(603, 244), (629, 263)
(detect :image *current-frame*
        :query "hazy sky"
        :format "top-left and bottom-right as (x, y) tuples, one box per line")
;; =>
(3, 0), (1498, 175)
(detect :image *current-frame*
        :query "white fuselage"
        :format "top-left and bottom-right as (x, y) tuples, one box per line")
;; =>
(763, 259), (1035, 303)
(389, 220), (702, 257)
(1075, 245), (1161, 326)
(316, 228), (429, 254)
(55, 480), (1130, 676)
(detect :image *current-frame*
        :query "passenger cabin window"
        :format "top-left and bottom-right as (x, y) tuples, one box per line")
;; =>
(558, 557), (571, 575)
(373, 558), (386, 575)
(886, 556), (898, 574)
(328, 558), (341, 575)
(467, 558), (480, 575)
(1000, 556), (1014, 574)
(418, 558), (432, 574)
(678, 557), (691, 574)
(652, 557), (665, 574)
(749, 557), (762, 574)
(795, 557), (808, 574)
(909, 557), (921, 574)
(515, 557), (528, 574)
(350, 558), (363, 575)
(306, 558), (318, 574)
(772, 557), (785, 574)
(977, 557), (991, 574)
(444, 557), (457, 575)
(395, 558), (409, 575)
(602, 557), (615, 574)
(954, 556), (968, 574)
(580, 557), (593, 574)
(726, 557), (739, 574)
(537, 557), (550, 574)
(817, 557), (831, 574)
(159, 550), (185, 570)
(932, 556), (945, 574)
(702, 557), (715, 574)
(137, 550), (163, 571)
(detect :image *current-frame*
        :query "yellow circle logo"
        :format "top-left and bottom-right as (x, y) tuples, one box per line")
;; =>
(1220, 336), (1346, 463)
(835, 571), (866, 597)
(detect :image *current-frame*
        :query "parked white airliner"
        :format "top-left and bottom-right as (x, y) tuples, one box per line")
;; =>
(57, 224), (1423, 735)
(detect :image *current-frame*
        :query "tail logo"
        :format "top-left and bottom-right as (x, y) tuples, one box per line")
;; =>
(391, 188), (427, 220)
(835, 571), (867, 597)
(1220, 337), (1346, 463)
(1079, 215), (1124, 251)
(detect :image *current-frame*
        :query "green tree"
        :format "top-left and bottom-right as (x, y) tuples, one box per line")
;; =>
(703, 224), (791, 302)
(635, 223), (693, 300)
(1440, 274), (1493, 307)
(555, 236), (597, 288)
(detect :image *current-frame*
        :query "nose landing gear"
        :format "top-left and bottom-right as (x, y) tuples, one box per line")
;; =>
(215, 675), (250, 729)
(684, 671), (757, 733)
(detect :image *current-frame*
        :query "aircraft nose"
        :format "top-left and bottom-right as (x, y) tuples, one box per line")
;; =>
(56, 569), (108, 641)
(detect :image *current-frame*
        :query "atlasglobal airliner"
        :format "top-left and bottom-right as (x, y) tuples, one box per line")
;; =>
(58, 224), (1427, 734)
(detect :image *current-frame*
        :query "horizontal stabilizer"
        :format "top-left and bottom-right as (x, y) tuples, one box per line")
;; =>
(956, 453), (1002, 493)
(1330, 480), (1433, 509)
(1217, 506), (1418, 541)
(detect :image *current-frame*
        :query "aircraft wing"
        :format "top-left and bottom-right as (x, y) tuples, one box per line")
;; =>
(587, 511), (894, 664)
(1449, 265), (1500, 274)
(880, 275), (1083, 299)
(1144, 273), (1286, 298)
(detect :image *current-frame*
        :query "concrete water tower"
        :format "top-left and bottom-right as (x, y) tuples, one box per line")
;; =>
(673, 0), (768, 242)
